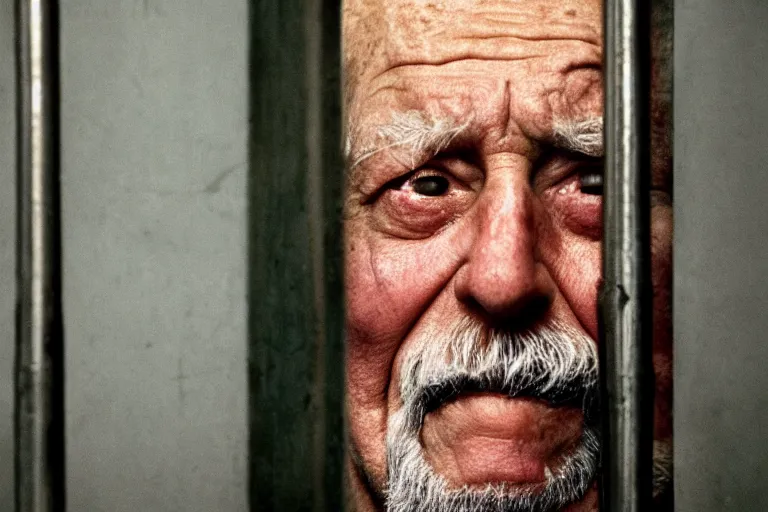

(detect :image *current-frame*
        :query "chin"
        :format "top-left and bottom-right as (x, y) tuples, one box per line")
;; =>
(384, 403), (600, 512)
(378, 413), (673, 512)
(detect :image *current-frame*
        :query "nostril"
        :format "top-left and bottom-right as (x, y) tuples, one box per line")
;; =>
(461, 292), (552, 332)
(512, 295), (552, 328)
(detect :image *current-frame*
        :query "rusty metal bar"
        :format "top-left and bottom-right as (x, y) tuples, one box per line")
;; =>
(15, 0), (65, 511)
(599, 0), (654, 509)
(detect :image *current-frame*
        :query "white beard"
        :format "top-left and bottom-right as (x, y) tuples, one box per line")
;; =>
(386, 404), (600, 512)
(383, 318), (672, 512)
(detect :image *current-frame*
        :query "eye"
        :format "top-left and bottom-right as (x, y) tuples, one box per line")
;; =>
(366, 165), (478, 240)
(544, 160), (604, 239)
(410, 175), (450, 196)
(578, 168), (603, 195)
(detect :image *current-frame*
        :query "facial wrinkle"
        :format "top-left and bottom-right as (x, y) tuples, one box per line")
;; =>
(501, 79), (514, 149)
(382, 1), (601, 71)
(345, 1), (602, 104)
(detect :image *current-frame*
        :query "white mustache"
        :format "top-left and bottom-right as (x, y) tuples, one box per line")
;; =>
(397, 317), (600, 429)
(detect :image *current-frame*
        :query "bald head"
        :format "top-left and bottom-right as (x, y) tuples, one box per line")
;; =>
(344, 0), (602, 109)
(343, 0), (672, 181)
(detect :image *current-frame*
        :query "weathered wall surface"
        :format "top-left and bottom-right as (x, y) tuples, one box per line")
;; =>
(61, 2), (248, 510)
(0, 2), (248, 510)
(675, 0), (768, 510)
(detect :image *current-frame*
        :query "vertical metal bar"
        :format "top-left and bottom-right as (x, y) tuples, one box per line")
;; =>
(15, 0), (65, 511)
(600, 0), (653, 509)
(248, 1), (344, 509)
(305, 0), (328, 510)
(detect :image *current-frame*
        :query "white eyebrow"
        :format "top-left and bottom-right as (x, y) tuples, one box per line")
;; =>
(347, 110), (470, 170)
(345, 112), (604, 170)
(552, 116), (604, 157)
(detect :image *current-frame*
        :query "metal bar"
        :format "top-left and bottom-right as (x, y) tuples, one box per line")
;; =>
(15, 0), (65, 511)
(305, 0), (328, 509)
(599, 0), (654, 509)
(248, 1), (344, 509)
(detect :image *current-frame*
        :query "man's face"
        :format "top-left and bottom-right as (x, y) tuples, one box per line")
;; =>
(343, 1), (672, 511)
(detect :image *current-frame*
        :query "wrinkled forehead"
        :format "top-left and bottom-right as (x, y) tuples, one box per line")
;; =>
(343, 0), (602, 100)
(343, 0), (672, 184)
(343, 0), (605, 167)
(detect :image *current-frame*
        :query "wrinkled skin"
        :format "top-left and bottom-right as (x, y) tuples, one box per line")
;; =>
(343, 1), (672, 510)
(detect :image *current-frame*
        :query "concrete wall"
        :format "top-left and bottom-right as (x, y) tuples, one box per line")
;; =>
(0, 2), (248, 510)
(675, 0), (768, 510)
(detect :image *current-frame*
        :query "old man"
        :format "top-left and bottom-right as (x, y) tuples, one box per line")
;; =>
(342, 1), (673, 510)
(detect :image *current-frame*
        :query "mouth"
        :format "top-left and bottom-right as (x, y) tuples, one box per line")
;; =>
(421, 393), (588, 486)
(412, 374), (599, 487)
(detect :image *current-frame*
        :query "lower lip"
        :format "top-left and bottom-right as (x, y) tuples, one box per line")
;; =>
(420, 393), (584, 486)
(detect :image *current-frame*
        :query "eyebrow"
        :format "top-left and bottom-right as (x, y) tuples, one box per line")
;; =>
(346, 111), (604, 171)
(552, 117), (604, 157)
(346, 110), (470, 171)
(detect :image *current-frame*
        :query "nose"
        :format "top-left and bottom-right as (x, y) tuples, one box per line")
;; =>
(454, 171), (554, 325)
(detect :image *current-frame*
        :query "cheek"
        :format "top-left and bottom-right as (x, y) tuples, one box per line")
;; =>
(538, 212), (602, 339)
(344, 220), (467, 485)
(558, 241), (602, 338)
(344, 221), (464, 403)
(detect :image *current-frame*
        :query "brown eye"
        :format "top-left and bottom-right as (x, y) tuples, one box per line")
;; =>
(412, 175), (450, 196)
(578, 169), (603, 195)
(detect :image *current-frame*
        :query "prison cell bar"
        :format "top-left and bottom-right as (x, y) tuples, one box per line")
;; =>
(15, 0), (66, 511)
(600, 0), (654, 509)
